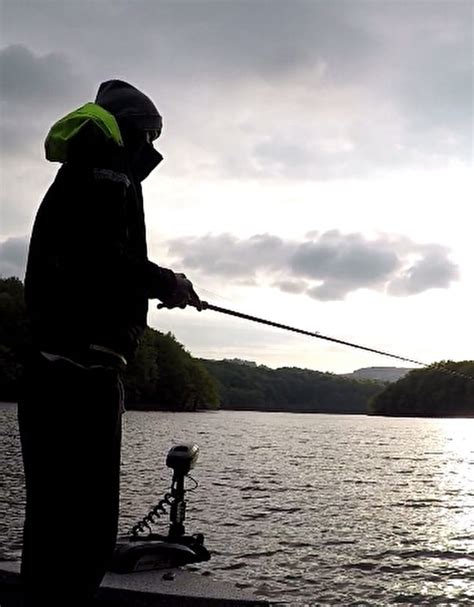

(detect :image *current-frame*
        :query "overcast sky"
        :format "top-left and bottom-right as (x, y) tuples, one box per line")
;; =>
(0, 0), (472, 372)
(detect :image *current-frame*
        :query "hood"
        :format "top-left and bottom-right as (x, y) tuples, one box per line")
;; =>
(45, 102), (123, 163)
(94, 79), (162, 134)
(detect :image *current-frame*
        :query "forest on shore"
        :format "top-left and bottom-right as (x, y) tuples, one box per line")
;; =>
(1, 276), (473, 416)
(202, 359), (380, 413)
(369, 361), (474, 417)
(0, 276), (381, 412)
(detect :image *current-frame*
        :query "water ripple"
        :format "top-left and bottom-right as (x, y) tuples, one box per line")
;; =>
(2, 405), (474, 605)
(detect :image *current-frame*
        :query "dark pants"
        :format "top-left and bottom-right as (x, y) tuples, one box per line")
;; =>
(18, 353), (123, 606)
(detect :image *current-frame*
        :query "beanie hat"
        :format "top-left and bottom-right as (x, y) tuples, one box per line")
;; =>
(95, 79), (162, 135)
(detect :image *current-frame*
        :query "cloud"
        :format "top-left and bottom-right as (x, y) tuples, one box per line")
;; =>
(1, 1), (471, 183)
(169, 233), (289, 278)
(0, 3), (471, 254)
(0, 2), (377, 83)
(167, 231), (459, 301)
(290, 231), (400, 284)
(0, 44), (85, 106)
(273, 280), (308, 295)
(0, 236), (28, 279)
(0, 45), (88, 155)
(0, 45), (89, 236)
(387, 247), (460, 296)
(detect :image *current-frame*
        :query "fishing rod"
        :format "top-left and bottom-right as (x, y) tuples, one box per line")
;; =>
(197, 302), (424, 366)
(187, 301), (472, 382)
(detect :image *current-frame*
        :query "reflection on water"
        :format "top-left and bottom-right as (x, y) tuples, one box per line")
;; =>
(1, 404), (473, 605)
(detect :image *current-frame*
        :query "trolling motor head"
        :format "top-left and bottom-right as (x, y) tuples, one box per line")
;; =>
(166, 443), (199, 476)
(111, 442), (210, 573)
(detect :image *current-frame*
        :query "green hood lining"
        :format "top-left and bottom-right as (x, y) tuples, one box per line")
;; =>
(45, 102), (124, 163)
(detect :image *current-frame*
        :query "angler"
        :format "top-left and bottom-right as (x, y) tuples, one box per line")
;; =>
(19, 80), (201, 606)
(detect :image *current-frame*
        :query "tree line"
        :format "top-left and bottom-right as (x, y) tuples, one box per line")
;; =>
(2, 276), (472, 416)
(369, 360), (474, 417)
(0, 276), (381, 412)
(201, 359), (382, 413)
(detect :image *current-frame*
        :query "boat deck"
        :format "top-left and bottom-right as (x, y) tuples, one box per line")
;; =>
(0, 561), (270, 606)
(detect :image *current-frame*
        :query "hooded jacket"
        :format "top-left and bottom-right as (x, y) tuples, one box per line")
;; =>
(24, 81), (177, 364)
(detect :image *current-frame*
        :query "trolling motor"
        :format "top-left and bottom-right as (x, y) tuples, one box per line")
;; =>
(111, 443), (210, 573)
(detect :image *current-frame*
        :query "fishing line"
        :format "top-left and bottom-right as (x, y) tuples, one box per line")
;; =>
(194, 285), (234, 304)
(193, 301), (474, 383)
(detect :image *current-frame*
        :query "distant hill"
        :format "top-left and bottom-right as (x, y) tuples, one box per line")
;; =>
(341, 366), (415, 383)
(201, 359), (383, 414)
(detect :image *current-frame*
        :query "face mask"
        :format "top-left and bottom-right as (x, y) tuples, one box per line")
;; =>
(120, 123), (163, 181)
(134, 143), (163, 182)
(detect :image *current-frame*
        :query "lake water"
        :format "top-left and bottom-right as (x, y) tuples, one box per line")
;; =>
(1, 403), (474, 605)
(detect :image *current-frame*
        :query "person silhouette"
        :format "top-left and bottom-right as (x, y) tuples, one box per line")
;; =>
(19, 79), (201, 605)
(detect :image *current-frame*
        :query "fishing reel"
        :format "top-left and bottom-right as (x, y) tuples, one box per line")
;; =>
(111, 443), (210, 573)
